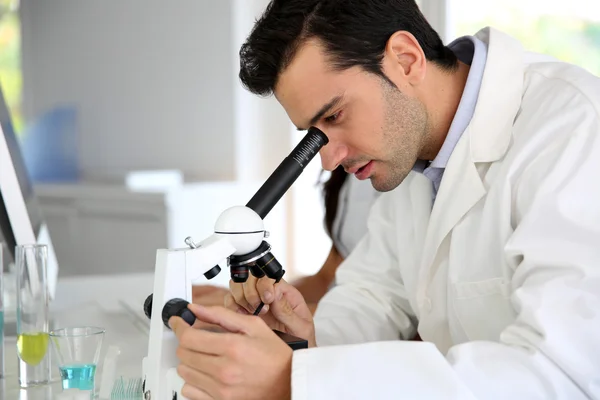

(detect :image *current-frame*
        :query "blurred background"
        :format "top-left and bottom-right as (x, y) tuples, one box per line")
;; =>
(0, 0), (598, 285)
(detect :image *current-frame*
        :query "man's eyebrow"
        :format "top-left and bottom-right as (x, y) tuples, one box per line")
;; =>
(296, 94), (345, 131)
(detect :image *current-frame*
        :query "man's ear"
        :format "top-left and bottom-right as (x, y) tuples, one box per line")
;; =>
(381, 30), (427, 86)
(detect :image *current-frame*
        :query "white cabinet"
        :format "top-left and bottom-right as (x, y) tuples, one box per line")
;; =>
(34, 181), (288, 288)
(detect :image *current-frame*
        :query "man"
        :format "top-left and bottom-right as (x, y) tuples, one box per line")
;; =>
(191, 168), (381, 315)
(169, 1), (600, 399)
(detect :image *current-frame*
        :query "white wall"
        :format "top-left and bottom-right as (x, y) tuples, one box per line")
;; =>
(22, 1), (445, 277)
(19, 0), (311, 273)
(20, 0), (236, 182)
(231, 0), (293, 182)
(420, 0), (449, 42)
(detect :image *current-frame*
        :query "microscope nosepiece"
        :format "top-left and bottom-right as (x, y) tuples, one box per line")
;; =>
(231, 266), (249, 283)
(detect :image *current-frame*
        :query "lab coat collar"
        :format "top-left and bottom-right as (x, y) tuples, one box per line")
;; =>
(469, 27), (525, 162)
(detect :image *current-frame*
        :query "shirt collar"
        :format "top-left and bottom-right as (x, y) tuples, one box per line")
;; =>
(412, 36), (488, 188)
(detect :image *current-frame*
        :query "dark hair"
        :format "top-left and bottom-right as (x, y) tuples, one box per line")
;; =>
(239, 0), (458, 96)
(321, 166), (348, 239)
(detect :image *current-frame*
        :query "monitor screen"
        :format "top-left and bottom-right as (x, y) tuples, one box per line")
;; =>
(0, 86), (44, 268)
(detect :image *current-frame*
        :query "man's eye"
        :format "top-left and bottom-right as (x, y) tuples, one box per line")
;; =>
(325, 111), (341, 123)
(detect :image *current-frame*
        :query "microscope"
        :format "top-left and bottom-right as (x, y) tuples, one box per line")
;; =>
(140, 127), (328, 400)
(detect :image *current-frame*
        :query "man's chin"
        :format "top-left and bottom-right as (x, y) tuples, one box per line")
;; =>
(370, 178), (395, 192)
(370, 173), (405, 192)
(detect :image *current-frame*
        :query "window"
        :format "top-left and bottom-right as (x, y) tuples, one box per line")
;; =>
(447, 0), (600, 76)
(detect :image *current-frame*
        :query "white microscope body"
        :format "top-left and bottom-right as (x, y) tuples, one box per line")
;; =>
(141, 206), (267, 400)
(141, 127), (328, 399)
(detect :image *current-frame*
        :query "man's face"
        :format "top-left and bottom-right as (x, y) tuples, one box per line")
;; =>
(275, 39), (429, 192)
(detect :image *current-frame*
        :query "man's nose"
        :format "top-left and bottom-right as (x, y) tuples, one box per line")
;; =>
(319, 141), (347, 171)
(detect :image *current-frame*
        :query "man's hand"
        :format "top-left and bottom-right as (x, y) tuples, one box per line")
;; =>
(192, 285), (229, 307)
(225, 276), (316, 347)
(191, 285), (230, 330)
(170, 304), (293, 400)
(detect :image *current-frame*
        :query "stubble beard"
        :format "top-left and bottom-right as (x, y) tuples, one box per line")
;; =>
(370, 80), (429, 192)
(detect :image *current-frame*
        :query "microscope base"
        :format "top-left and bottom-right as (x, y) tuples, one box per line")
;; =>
(274, 329), (309, 350)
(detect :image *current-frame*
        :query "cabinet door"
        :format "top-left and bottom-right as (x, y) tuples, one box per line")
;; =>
(39, 194), (168, 276)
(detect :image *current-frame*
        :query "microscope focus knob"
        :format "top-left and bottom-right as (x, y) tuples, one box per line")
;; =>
(204, 265), (221, 280)
(143, 294), (153, 319)
(162, 298), (196, 329)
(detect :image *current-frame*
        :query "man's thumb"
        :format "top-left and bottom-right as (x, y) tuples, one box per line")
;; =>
(269, 291), (306, 336)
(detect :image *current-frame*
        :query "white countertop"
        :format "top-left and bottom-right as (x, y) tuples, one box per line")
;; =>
(2, 272), (157, 399)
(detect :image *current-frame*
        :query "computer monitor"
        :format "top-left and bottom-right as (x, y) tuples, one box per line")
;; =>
(0, 85), (59, 299)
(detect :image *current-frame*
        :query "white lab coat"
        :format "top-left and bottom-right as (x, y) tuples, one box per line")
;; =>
(291, 27), (600, 399)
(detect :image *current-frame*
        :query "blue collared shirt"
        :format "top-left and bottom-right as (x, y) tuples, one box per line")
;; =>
(413, 35), (488, 202)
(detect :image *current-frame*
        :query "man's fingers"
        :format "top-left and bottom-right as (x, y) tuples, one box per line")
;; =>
(192, 285), (228, 307)
(274, 281), (311, 317)
(256, 277), (278, 305)
(188, 304), (257, 335)
(269, 282), (313, 340)
(229, 279), (253, 313)
(170, 316), (190, 337)
(269, 294), (298, 326)
(170, 316), (230, 355)
(176, 347), (223, 377)
(224, 293), (250, 315)
(242, 274), (262, 311)
(181, 383), (213, 400)
(181, 384), (213, 400)
(192, 284), (225, 296)
(178, 364), (218, 400)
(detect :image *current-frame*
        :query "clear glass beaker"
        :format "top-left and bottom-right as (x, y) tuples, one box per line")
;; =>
(16, 244), (51, 387)
(50, 326), (105, 395)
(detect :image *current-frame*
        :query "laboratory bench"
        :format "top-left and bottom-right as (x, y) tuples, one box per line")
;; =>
(2, 272), (157, 399)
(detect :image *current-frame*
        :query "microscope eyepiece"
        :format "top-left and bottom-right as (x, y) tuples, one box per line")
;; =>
(246, 127), (328, 219)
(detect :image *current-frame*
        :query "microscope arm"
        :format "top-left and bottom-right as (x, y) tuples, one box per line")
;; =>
(142, 234), (237, 400)
(142, 127), (329, 400)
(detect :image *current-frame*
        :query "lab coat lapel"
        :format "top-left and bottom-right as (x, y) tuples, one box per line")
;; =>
(418, 130), (486, 286)
(416, 27), (525, 301)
